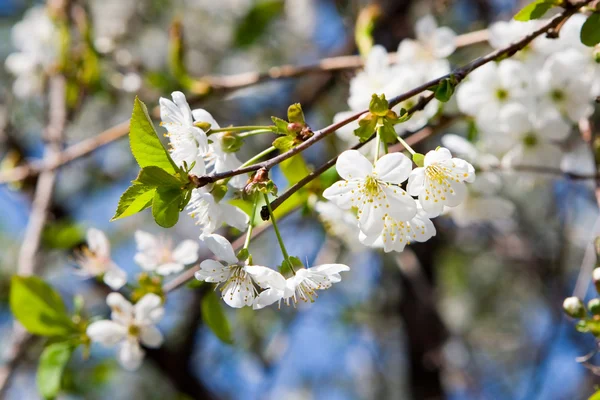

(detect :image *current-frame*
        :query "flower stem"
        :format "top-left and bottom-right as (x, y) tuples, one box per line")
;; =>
(243, 195), (259, 251)
(396, 134), (416, 155)
(374, 126), (382, 162)
(238, 129), (274, 138)
(263, 193), (290, 262)
(209, 125), (273, 133)
(240, 146), (277, 168)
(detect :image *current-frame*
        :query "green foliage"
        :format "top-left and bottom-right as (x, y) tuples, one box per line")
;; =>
(234, 0), (284, 48)
(354, 5), (380, 57)
(37, 342), (75, 399)
(369, 94), (389, 117)
(10, 276), (75, 336)
(433, 77), (457, 102)
(589, 389), (600, 400)
(377, 119), (398, 144)
(412, 153), (425, 167)
(279, 256), (304, 275)
(581, 13), (600, 47)
(287, 103), (305, 124)
(111, 184), (156, 221)
(42, 220), (84, 250)
(280, 154), (311, 185)
(129, 97), (177, 174)
(152, 187), (188, 228)
(202, 290), (233, 344)
(135, 166), (185, 187)
(271, 117), (289, 135)
(514, 0), (559, 21)
(354, 113), (378, 142)
(273, 136), (296, 152)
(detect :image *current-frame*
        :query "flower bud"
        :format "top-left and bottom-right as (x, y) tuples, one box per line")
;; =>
(563, 296), (586, 319)
(589, 298), (600, 316)
(221, 132), (243, 153)
(194, 121), (212, 131)
(287, 122), (304, 134)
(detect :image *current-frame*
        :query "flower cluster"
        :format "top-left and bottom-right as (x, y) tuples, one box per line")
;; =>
(322, 147), (475, 252)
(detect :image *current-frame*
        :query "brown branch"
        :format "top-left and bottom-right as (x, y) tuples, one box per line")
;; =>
(0, 120), (130, 184)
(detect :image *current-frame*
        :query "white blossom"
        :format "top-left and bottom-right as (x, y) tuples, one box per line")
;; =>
(315, 201), (362, 248)
(407, 147), (475, 217)
(187, 188), (249, 234)
(323, 150), (417, 235)
(195, 234), (286, 308)
(253, 264), (350, 309)
(159, 91), (209, 176)
(87, 293), (165, 371)
(75, 228), (127, 290)
(134, 231), (199, 275)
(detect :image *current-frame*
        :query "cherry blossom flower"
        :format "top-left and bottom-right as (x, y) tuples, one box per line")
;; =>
(323, 150), (417, 235)
(87, 293), (164, 371)
(359, 208), (436, 252)
(75, 228), (127, 290)
(159, 91), (208, 176)
(134, 231), (199, 276)
(196, 234), (286, 308)
(253, 264), (350, 309)
(187, 188), (249, 234)
(407, 147), (475, 217)
(315, 201), (362, 248)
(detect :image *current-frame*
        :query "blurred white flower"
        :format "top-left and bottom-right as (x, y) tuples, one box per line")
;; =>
(196, 234), (286, 308)
(187, 188), (249, 234)
(75, 228), (127, 290)
(407, 147), (475, 217)
(87, 293), (164, 371)
(323, 150), (417, 235)
(315, 201), (362, 248)
(134, 231), (199, 275)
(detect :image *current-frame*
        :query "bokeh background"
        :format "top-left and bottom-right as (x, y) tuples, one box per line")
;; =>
(0, 0), (599, 399)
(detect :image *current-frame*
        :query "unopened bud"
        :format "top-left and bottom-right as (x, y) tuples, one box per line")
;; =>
(287, 122), (304, 134)
(221, 132), (243, 153)
(299, 126), (313, 141)
(563, 296), (586, 319)
(194, 121), (212, 131)
(589, 299), (600, 315)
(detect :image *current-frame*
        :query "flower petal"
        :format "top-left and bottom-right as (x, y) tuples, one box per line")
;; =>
(156, 262), (184, 275)
(196, 260), (230, 283)
(87, 228), (110, 258)
(134, 293), (164, 325)
(103, 266), (127, 290)
(87, 320), (126, 347)
(322, 181), (359, 210)
(374, 152), (413, 184)
(245, 265), (286, 291)
(139, 325), (164, 348)
(118, 340), (144, 371)
(172, 240), (199, 265)
(336, 150), (373, 180)
(201, 233), (238, 264)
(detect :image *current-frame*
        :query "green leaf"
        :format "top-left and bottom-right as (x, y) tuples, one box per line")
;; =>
(42, 220), (84, 250)
(234, 0), (284, 48)
(130, 97), (177, 174)
(10, 276), (75, 336)
(581, 13), (600, 47)
(378, 120), (398, 144)
(369, 94), (389, 117)
(273, 136), (296, 152)
(111, 184), (156, 221)
(514, 0), (558, 21)
(353, 113), (378, 142)
(433, 78), (456, 102)
(271, 116), (290, 135)
(152, 187), (184, 228)
(287, 103), (305, 124)
(202, 290), (233, 344)
(280, 256), (304, 275)
(588, 389), (600, 400)
(280, 154), (311, 185)
(37, 342), (74, 399)
(354, 4), (380, 57)
(412, 153), (425, 167)
(134, 166), (183, 187)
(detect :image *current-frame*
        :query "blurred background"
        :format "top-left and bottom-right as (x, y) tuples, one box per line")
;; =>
(0, 0), (599, 399)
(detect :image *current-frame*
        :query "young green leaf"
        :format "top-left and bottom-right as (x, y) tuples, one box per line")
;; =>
(379, 120), (398, 144)
(10, 276), (75, 336)
(111, 184), (156, 221)
(412, 153), (425, 167)
(134, 166), (183, 187)
(581, 13), (600, 47)
(287, 103), (305, 124)
(353, 113), (378, 142)
(234, 0), (284, 48)
(514, 0), (558, 21)
(280, 154), (311, 185)
(433, 78), (456, 102)
(201, 290), (233, 344)
(37, 342), (74, 400)
(130, 97), (177, 174)
(369, 94), (389, 117)
(271, 116), (290, 135)
(152, 187), (184, 228)
(272, 136), (296, 152)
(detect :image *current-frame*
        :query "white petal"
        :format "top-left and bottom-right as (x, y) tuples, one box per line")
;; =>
(322, 181), (359, 210)
(134, 253), (157, 271)
(245, 265), (286, 291)
(253, 287), (284, 310)
(196, 260), (231, 283)
(134, 230), (157, 252)
(191, 108), (220, 129)
(172, 240), (199, 265)
(107, 292), (133, 318)
(440, 134), (478, 161)
(87, 228), (110, 258)
(310, 264), (350, 281)
(171, 91), (193, 125)
(103, 267), (127, 290)
(357, 201), (384, 235)
(336, 150), (373, 180)
(156, 262), (185, 275)
(382, 186), (418, 221)
(134, 294), (164, 324)
(365, 45), (389, 76)
(118, 340), (144, 371)
(407, 168), (425, 196)
(415, 14), (438, 40)
(431, 26), (457, 58)
(500, 104), (532, 136)
(139, 325), (164, 348)
(424, 147), (453, 166)
(201, 233), (238, 264)
(221, 203), (250, 231)
(374, 153), (413, 184)
(87, 320), (126, 347)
